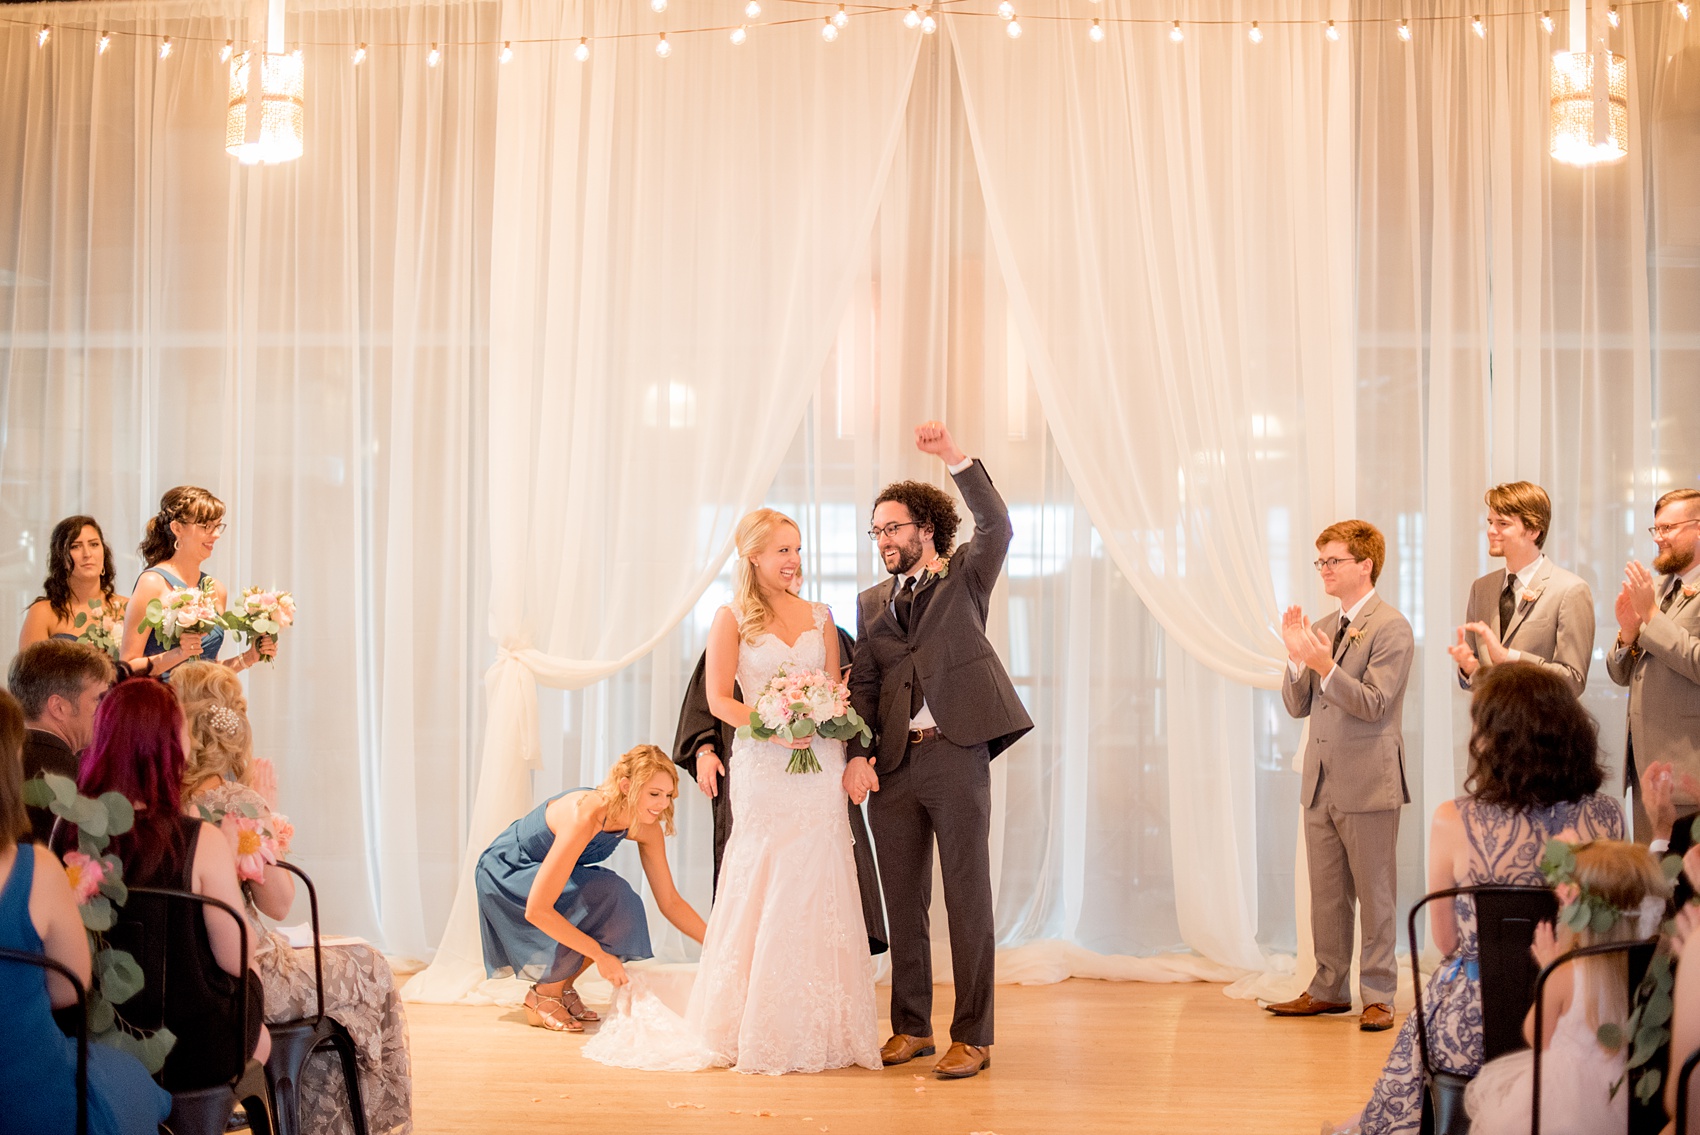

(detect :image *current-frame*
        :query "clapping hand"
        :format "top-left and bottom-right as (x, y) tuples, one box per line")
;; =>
(1463, 621), (1509, 666)
(1530, 920), (1565, 970)
(1615, 585), (1641, 644)
(1625, 560), (1658, 624)
(1447, 627), (1480, 676)
(1644, 761), (1680, 843)
(251, 758), (280, 809)
(1280, 606), (1311, 663)
(914, 421), (967, 466)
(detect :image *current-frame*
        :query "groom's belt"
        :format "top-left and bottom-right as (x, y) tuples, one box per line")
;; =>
(906, 726), (942, 745)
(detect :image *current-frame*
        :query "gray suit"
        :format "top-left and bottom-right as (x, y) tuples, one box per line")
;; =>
(1458, 559), (1595, 696)
(1607, 576), (1700, 839)
(851, 459), (1032, 1047)
(1282, 593), (1413, 1006)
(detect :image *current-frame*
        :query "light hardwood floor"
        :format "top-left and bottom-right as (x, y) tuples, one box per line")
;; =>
(408, 981), (1398, 1135)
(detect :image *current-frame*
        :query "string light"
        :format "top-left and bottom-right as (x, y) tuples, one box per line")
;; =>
(1325, 19), (1340, 39)
(159, 37), (172, 59)
(920, 10), (937, 33)
(500, 41), (513, 63)
(1169, 19), (1184, 42)
(97, 31), (110, 55)
(905, 5), (922, 29)
(221, 38), (233, 62)
(745, 0), (761, 16)
(1397, 18), (1412, 40)
(821, 15), (839, 40)
(1541, 10), (1555, 32)
(1089, 17), (1105, 42)
(1006, 15), (1022, 36)
(656, 31), (672, 56)
(352, 43), (367, 64)
(1471, 14), (1485, 37)
(833, 5), (850, 28)
(427, 42), (440, 66)
(730, 24), (747, 44)
(997, 0), (1014, 18)
(36, 25), (49, 47)
(1680, 1), (1692, 20)
(574, 37), (590, 61)
(1248, 20), (1263, 42)
(1607, 4), (1620, 26)
(651, 0), (668, 12)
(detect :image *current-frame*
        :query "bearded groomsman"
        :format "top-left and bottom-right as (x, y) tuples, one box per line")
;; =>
(1608, 488), (1700, 842)
(1266, 520), (1413, 1033)
(1447, 482), (1595, 697)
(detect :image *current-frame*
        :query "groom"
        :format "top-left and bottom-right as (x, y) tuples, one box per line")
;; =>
(844, 421), (1032, 1081)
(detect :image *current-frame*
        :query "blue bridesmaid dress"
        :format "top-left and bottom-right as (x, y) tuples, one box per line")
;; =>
(137, 566), (224, 664)
(475, 791), (652, 982)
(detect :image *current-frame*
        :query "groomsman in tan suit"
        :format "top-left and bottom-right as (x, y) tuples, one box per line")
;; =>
(1266, 520), (1414, 1033)
(1448, 482), (1595, 697)
(1608, 488), (1700, 842)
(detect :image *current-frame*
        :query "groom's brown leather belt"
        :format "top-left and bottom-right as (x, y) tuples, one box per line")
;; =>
(907, 726), (941, 745)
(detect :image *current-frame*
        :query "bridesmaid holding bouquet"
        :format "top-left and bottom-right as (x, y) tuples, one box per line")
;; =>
(17, 515), (127, 655)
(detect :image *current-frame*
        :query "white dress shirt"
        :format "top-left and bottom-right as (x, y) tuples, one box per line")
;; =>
(1498, 553), (1545, 663)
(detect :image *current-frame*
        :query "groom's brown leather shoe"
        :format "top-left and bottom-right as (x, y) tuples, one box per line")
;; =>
(1263, 992), (1353, 1016)
(933, 1043), (990, 1079)
(880, 1034), (936, 1065)
(1359, 1003), (1394, 1031)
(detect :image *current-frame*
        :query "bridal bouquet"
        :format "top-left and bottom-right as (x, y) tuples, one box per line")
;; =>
(736, 662), (872, 775)
(139, 583), (222, 650)
(222, 586), (295, 663)
(70, 598), (125, 659)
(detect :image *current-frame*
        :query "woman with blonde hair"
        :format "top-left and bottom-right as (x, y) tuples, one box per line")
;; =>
(175, 661), (414, 1135)
(475, 745), (706, 1031)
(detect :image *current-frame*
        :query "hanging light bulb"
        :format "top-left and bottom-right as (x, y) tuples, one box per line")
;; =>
(1090, 17), (1106, 42)
(1541, 10), (1555, 33)
(833, 5), (849, 27)
(500, 41), (513, 63)
(1396, 18), (1412, 41)
(1006, 16), (1022, 37)
(352, 43), (367, 64)
(97, 31), (111, 55)
(904, 4), (922, 28)
(574, 37), (590, 61)
(159, 37), (173, 59)
(1471, 14), (1485, 37)
(745, 0), (761, 15)
(226, 48), (305, 164)
(730, 24), (747, 44)
(1325, 19), (1341, 40)
(821, 16), (839, 40)
(655, 31), (671, 56)
(650, 0), (668, 12)
(220, 38), (233, 62)
(427, 42), (441, 66)
(920, 10), (937, 33)
(1607, 5), (1620, 27)
(1248, 20), (1263, 42)
(1169, 19), (1184, 41)
(997, 0), (1015, 17)
(36, 25), (50, 47)
(1680, 1), (1692, 20)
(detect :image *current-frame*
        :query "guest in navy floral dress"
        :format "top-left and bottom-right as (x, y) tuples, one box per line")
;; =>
(1325, 663), (1626, 1135)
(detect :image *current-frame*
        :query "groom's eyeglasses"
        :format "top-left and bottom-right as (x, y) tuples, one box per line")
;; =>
(868, 522), (919, 541)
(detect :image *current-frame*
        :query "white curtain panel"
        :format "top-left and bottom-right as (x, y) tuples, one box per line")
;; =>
(404, 0), (923, 1000)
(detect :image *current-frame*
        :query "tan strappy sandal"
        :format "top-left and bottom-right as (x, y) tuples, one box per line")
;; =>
(524, 986), (584, 1032)
(559, 987), (600, 1023)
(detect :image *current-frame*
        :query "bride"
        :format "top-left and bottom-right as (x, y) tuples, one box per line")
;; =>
(589, 507), (881, 1075)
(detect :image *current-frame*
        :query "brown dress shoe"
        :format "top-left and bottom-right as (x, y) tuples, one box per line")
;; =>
(880, 1034), (936, 1066)
(1359, 1003), (1394, 1031)
(933, 1042), (990, 1079)
(1263, 992), (1353, 1017)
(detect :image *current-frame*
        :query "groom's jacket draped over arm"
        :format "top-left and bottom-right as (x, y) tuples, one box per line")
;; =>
(850, 459), (1034, 774)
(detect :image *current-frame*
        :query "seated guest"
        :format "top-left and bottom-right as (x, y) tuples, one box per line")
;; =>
(68, 677), (271, 1087)
(174, 661), (413, 1135)
(8, 640), (114, 843)
(17, 515), (128, 655)
(1323, 663), (1624, 1135)
(476, 744), (706, 1031)
(1464, 840), (1668, 1133)
(1666, 854), (1700, 1133)
(0, 687), (170, 1135)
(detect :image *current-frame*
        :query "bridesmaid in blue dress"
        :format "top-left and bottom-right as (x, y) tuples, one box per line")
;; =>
(119, 486), (276, 680)
(17, 515), (128, 655)
(0, 690), (170, 1135)
(477, 744), (707, 1031)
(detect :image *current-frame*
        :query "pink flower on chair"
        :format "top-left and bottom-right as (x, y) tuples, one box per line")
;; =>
(61, 852), (105, 904)
(220, 813), (279, 882)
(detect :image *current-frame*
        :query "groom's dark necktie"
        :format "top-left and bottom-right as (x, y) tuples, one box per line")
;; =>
(1330, 616), (1350, 658)
(894, 575), (917, 634)
(1499, 574), (1518, 636)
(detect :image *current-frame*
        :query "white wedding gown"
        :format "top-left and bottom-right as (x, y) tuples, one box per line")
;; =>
(584, 603), (881, 1075)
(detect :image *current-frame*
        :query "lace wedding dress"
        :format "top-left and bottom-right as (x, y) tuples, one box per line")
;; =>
(584, 603), (880, 1075)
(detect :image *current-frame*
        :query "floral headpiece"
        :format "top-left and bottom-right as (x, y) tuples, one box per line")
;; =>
(204, 704), (243, 737)
(1539, 838), (1664, 939)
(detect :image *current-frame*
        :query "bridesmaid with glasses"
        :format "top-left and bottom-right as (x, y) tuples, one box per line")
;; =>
(120, 486), (277, 680)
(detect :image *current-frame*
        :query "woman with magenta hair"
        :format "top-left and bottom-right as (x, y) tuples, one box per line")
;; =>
(65, 678), (270, 1088)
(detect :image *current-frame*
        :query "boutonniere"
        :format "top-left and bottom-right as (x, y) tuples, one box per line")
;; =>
(1346, 625), (1365, 642)
(1521, 587), (1542, 605)
(925, 554), (952, 582)
(1684, 585), (1699, 600)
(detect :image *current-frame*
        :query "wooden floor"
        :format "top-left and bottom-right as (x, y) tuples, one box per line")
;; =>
(408, 981), (1398, 1135)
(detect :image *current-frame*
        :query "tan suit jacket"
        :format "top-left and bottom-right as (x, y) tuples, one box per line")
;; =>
(1607, 579), (1700, 806)
(1283, 594), (1415, 813)
(1460, 559), (1595, 696)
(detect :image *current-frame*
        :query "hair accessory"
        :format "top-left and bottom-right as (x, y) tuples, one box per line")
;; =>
(205, 704), (243, 736)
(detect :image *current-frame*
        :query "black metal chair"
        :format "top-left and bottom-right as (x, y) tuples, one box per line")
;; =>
(0, 945), (89, 1135)
(263, 862), (368, 1135)
(1676, 1046), (1700, 1135)
(1408, 884), (1559, 1135)
(1529, 937), (1657, 1135)
(120, 885), (276, 1135)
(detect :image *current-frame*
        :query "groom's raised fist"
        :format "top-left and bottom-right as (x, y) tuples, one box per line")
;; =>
(915, 421), (967, 466)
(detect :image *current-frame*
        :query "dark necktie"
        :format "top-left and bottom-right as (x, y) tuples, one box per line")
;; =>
(1662, 577), (1683, 614)
(1331, 616), (1350, 657)
(894, 575), (917, 634)
(1499, 574), (1518, 636)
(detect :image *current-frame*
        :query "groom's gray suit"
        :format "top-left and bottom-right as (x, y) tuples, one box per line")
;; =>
(850, 460), (1031, 1047)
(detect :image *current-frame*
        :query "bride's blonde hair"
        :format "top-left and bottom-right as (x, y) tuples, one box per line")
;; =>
(731, 508), (800, 645)
(595, 744), (679, 835)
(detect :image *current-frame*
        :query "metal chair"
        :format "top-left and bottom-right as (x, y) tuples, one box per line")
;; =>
(263, 862), (368, 1135)
(1408, 884), (1559, 1135)
(1529, 937), (1657, 1135)
(0, 945), (89, 1135)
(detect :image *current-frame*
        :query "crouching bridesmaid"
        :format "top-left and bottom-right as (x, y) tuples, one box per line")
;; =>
(475, 744), (707, 1031)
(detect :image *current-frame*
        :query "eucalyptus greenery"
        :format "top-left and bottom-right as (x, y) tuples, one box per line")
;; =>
(22, 773), (176, 1073)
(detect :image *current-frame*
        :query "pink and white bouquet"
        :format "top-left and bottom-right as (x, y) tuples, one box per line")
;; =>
(222, 586), (295, 663)
(70, 598), (126, 659)
(736, 662), (872, 775)
(140, 583), (223, 650)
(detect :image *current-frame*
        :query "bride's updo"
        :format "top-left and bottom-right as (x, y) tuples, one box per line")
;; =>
(596, 744), (679, 835)
(731, 508), (800, 645)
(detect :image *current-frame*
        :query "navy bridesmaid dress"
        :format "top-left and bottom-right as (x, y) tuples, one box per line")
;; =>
(137, 565), (225, 664)
(476, 790), (652, 982)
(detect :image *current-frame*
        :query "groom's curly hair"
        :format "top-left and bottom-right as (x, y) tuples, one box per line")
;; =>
(874, 481), (960, 558)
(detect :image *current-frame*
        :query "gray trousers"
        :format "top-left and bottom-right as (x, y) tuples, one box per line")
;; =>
(868, 735), (995, 1047)
(1303, 779), (1400, 1006)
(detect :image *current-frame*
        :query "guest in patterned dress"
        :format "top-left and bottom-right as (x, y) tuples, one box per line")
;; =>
(1324, 663), (1626, 1135)
(174, 662), (413, 1135)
